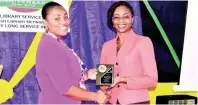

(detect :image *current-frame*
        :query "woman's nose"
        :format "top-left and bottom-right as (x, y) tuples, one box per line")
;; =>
(62, 18), (70, 26)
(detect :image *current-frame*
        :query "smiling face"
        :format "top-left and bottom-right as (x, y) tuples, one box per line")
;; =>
(44, 6), (70, 37)
(112, 5), (133, 34)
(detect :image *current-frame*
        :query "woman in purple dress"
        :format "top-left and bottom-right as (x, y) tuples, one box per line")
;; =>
(36, 1), (109, 104)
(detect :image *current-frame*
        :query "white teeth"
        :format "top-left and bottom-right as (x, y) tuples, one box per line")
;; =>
(118, 24), (126, 28)
(59, 26), (67, 30)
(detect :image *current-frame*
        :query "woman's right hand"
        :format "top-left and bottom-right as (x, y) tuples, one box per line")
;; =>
(96, 90), (110, 104)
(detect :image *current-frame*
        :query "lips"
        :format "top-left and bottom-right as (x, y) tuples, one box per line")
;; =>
(118, 24), (126, 29)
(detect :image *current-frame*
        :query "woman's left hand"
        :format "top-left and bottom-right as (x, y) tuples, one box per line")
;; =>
(82, 69), (97, 81)
(87, 68), (97, 80)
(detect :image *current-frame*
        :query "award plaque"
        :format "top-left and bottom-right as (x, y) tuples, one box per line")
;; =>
(96, 64), (113, 86)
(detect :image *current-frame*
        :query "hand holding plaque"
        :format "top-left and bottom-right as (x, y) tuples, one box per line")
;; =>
(96, 64), (114, 86)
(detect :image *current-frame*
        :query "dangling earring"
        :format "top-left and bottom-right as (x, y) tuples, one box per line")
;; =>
(44, 26), (48, 33)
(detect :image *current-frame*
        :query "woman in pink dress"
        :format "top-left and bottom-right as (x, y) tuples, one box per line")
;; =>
(100, 1), (158, 104)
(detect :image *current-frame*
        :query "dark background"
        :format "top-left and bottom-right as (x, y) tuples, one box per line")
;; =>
(139, 1), (188, 82)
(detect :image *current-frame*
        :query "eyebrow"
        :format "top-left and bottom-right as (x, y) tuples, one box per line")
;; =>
(53, 13), (68, 17)
(113, 13), (130, 16)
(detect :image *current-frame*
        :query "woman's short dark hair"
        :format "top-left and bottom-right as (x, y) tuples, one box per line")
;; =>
(41, 2), (62, 19)
(107, 1), (134, 29)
